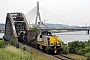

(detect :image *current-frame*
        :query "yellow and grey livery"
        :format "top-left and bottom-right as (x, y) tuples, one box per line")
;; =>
(36, 31), (62, 53)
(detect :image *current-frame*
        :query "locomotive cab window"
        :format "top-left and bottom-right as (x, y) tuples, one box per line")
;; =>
(47, 32), (52, 36)
(47, 38), (50, 40)
(40, 35), (42, 38)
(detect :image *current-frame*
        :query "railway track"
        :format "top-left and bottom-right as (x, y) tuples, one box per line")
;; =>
(53, 54), (77, 60)
(18, 42), (77, 60)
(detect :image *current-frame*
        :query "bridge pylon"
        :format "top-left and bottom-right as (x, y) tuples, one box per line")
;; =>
(35, 1), (43, 28)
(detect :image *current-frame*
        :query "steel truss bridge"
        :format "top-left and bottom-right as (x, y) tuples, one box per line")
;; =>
(3, 13), (37, 42)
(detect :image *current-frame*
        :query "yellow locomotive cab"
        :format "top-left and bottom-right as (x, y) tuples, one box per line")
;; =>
(37, 31), (62, 53)
(50, 36), (61, 45)
(49, 36), (62, 53)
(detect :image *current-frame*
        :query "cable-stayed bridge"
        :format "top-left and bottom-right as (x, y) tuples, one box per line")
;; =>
(26, 1), (90, 34)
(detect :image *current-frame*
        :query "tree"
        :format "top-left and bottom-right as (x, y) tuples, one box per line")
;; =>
(68, 41), (85, 53)
(85, 53), (90, 60)
(61, 42), (69, 54)
(30, 26), (39, 33)
(87, 56), (90, 60)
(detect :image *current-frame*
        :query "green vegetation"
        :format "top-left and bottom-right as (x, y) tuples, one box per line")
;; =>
(0, 39), (33, 60)
(0, 40), (5, 48)
(0, 38), (3, 40)
(0, 46), (33, 60)
(5, 38), (19, 48)
(67, 54), (86, 60)
(87, 55), (90, 60)
(1, 36), (89, 60)
(61, 42), (69, 54)
(30, 48), (53, 60)
(68, 40), (90, 56)
(0, 39), (53, 60)
(21, 46), (27, 51)
(60, 40), (90, 60)
(0, 39), (5, 48)
(66, 40), (90, 60)
(30, 26), (39, 33)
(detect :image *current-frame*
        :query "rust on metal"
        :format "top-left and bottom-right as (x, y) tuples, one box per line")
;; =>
(3, 12), (37, 43)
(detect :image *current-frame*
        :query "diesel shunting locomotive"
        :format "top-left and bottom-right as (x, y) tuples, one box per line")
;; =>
(36, 31), (62, 53)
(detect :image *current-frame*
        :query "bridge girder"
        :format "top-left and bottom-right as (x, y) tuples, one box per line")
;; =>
(3, 12), (30, 41)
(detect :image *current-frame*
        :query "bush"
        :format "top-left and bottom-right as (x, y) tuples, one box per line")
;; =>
(30, 26), (39, 33)
(85, 53), (90, 60)
(5, 38), (19, 48)
(0, 38), (3, 40)
(68, 41), (86, 53)
(61, 42), (69, 54)
(0, 46), (33, 60)
(84, 53), (90, 57)
(0, 40), (5, 48)
(61, 46), (68, 54)
(21, 46), (26, 51)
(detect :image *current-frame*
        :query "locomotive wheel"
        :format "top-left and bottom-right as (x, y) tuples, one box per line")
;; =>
(42, 46), (46, 51)
(36, 44), (40, 49)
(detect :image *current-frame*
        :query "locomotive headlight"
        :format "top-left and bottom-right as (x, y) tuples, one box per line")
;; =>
(57, 40), (60, 45)
(51, 43), (53, 45)
(57, 41), (59, 44)
(50, 44), (54, 46)
(53, 39), (55, 41)
(50, 43), (54, 46)
(56, 45), (60, 46)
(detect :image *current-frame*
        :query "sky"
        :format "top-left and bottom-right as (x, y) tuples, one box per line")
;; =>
(0, 0), (90, 26)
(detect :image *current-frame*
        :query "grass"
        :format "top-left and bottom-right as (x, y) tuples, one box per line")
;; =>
(30, 49), (53, 60)
(0, 39), (87, 60)
(0, 38), (53, 60)
(0, 40), (5, 48)
(0, 43), (88, 60)
(0, 46), (53, 60)
(67, 53), (87, 60)
(0, 46), (33, 60)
